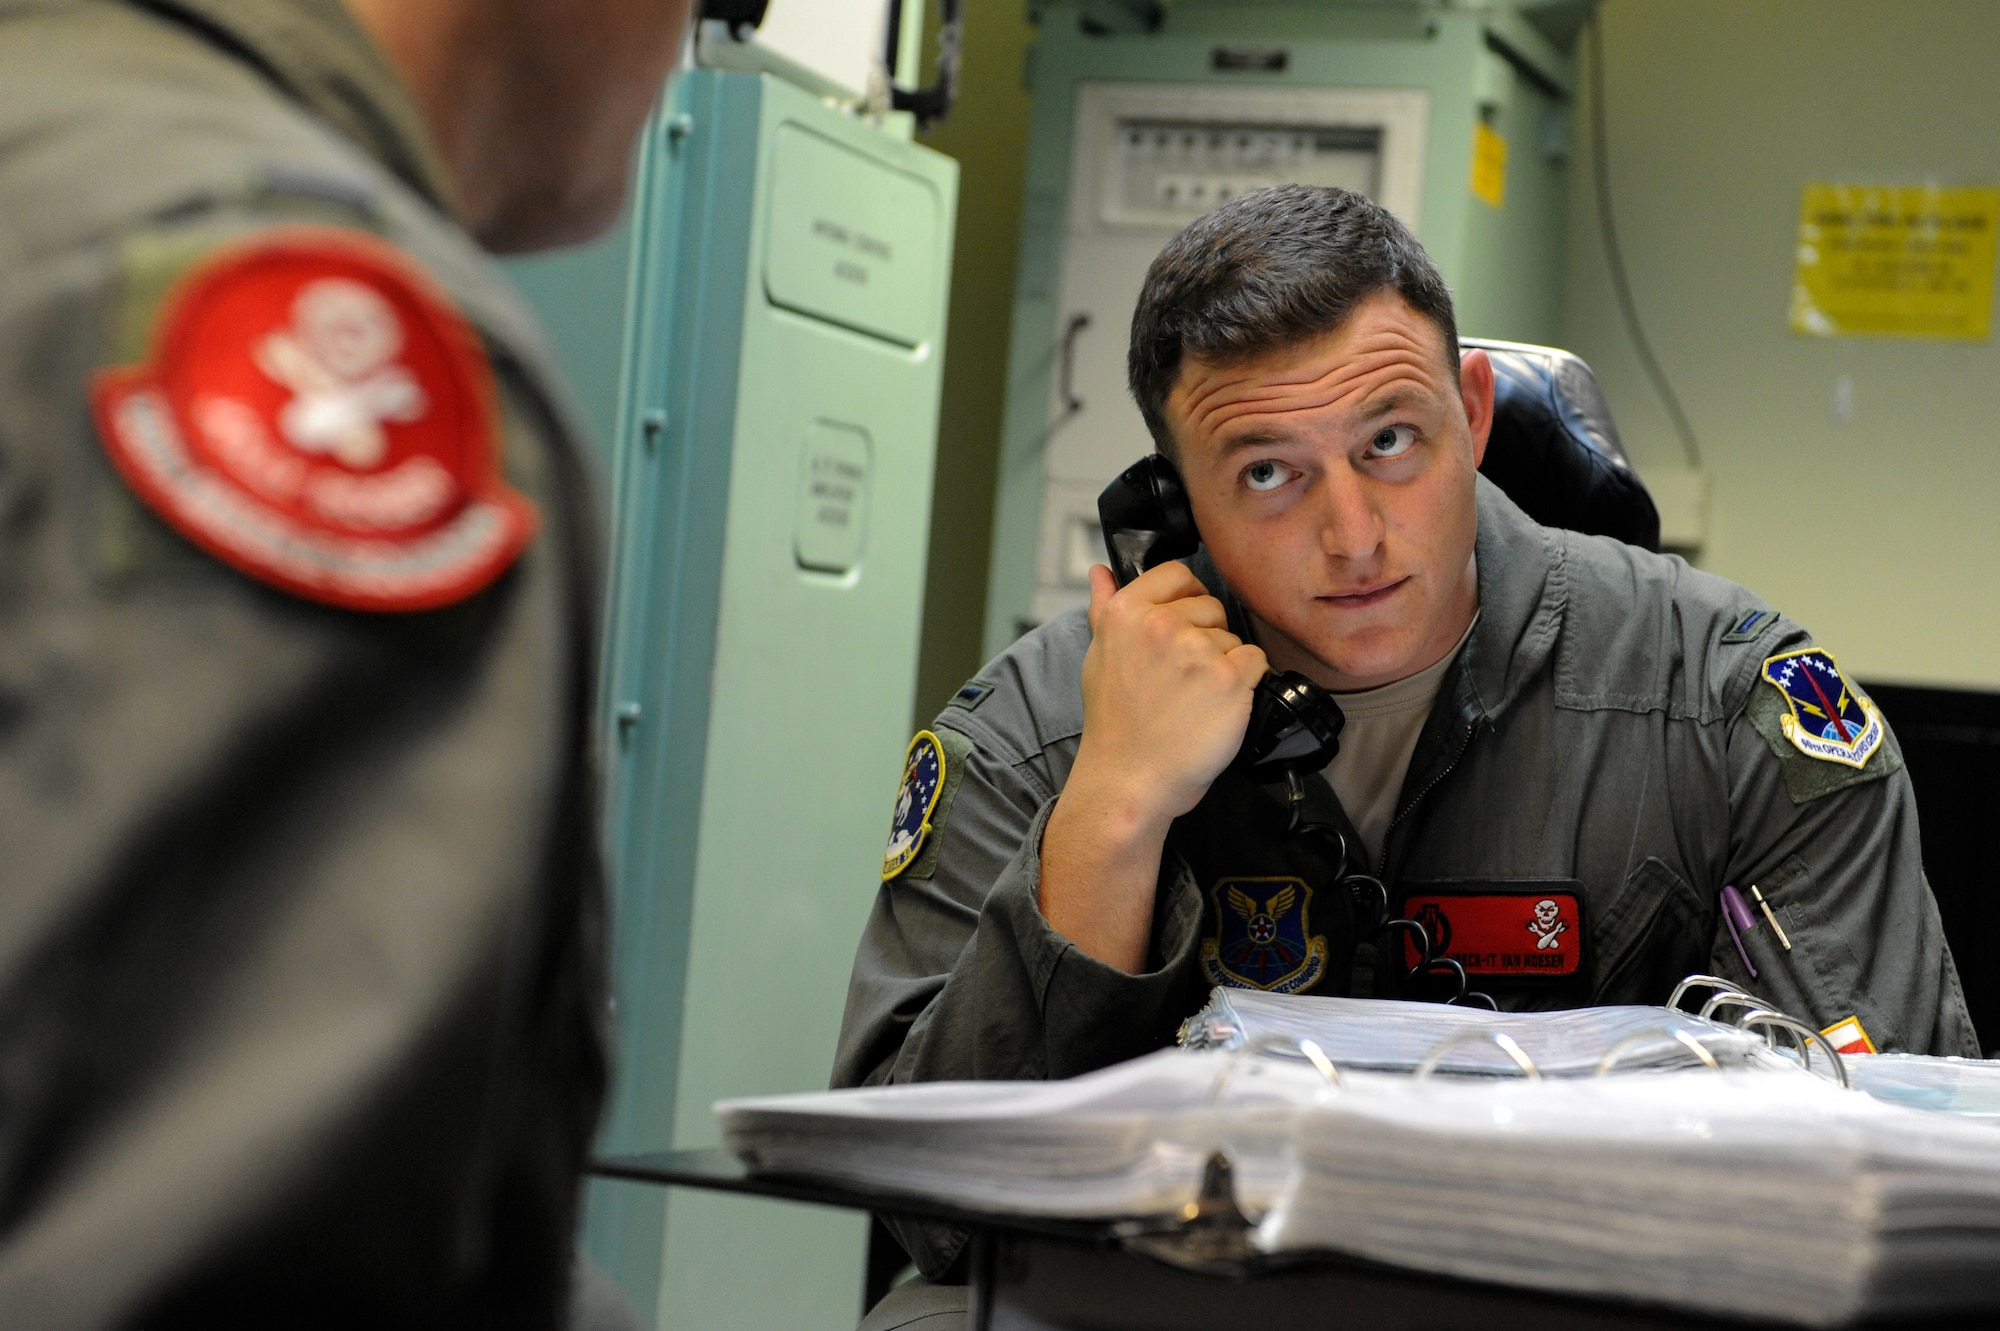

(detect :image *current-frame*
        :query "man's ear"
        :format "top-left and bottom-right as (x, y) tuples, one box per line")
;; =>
(1458, 348), (1496, 468)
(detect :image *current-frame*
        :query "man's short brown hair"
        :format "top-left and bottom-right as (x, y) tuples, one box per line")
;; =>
(1127, 184), (1460, 455)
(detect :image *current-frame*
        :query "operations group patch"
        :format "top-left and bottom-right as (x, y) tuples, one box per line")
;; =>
(882, 730), (946, 880)
(90, 227), (537, 612)
(1760, 648), (1884, 769)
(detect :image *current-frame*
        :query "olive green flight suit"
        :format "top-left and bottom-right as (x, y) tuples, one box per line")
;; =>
(838, 476), (1978, 1283)
(0, 2), (607, 1325)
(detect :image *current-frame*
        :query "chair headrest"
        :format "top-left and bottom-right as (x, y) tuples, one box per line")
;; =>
(1461, 337), (1661, 552)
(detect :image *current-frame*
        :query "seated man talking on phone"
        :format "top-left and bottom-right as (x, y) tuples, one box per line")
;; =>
(836, 184), (1976, 1283)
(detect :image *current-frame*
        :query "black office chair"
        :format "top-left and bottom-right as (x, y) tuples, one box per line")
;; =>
(1462, 337), (1660, 552)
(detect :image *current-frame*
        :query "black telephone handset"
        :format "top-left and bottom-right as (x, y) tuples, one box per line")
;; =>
(1097, 454), (1346, 785)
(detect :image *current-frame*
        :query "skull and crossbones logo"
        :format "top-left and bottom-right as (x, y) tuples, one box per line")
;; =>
(256, 278), (427, 470)
(1527, 898), (1567, 950)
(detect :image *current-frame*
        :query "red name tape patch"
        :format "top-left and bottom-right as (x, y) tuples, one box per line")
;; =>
(1399, 883), (1586, 980)
(91, 227), (537, 612)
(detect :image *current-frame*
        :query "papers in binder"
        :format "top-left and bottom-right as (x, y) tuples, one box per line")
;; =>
(1847, 1053), (2000, 1122)
(1262, 1063), (2000, 1326)
(724, 1046), (1362, 1220)
(719, 987), (2000, 1327)
(1179, 986), (1785, 1076)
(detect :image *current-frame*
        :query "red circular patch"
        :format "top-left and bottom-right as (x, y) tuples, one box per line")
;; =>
(91, 227), (538, 612)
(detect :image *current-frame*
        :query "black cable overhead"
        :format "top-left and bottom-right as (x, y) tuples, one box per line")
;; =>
(1587, 15), (1702, 470)
(699, 0), (770, 34)
(882, 0), (963, 127)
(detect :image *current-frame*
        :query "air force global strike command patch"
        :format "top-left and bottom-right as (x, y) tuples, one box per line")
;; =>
(882, 730), (946, 880)
(90, 228), (537, 612)
(1761, 649), (1885, 769)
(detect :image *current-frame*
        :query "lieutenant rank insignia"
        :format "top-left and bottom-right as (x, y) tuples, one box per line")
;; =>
(1760, 649), (1884, 769)
(1201, 877), (1328, 993)
(882, 730), (946, 880)
(90, 227), (537, 612)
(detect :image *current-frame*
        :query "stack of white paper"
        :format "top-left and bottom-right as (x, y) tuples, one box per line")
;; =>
(1846, 1053), (2000, 1122)
(1262, 1068), (2000, 1325)
(721, 1048), (1362, 1219)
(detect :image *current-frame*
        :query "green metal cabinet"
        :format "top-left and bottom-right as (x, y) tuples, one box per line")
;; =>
(511, 70), (957, 1328)
(985, 0), (1584, 653)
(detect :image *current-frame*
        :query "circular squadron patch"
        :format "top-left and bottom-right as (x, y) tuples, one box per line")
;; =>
(1761, 648), (1884, 769)
(882, 730), (946, 880)
(90, 227), (537, 612)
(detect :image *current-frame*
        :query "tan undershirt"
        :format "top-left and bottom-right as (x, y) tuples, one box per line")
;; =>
(1323, 614), (1480, 871)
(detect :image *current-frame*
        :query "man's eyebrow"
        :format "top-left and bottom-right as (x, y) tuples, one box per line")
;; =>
(1214, 428), (1293, 457)
(1207, 382), (1440, 455)
(1360, 388), (1422, 419)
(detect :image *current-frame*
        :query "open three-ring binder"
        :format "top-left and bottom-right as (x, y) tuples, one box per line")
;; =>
(714, 978), (2000, 1328)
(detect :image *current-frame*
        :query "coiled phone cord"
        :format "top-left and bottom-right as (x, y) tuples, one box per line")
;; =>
(1281, 770), (1496, 1009)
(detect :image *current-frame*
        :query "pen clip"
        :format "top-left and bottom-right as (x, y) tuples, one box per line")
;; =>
(1749, 884), (1793, 950)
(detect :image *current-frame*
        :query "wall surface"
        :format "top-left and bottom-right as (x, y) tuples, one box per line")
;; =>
(915, 1), (2000, 697)
(502, 216), (632, 469)
(1563, 0), (2000, 689)
(909, 0), (1039, 721)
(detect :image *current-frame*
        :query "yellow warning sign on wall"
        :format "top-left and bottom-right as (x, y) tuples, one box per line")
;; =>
(1470, 123), (1507, 210)
(1791, 184), (1999, 340)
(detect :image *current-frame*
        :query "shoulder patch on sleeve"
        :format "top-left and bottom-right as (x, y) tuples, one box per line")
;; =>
(881, 727), (975, 882)
(89, 226), (536, 612)
(1721, 608), (1779, 644)
(1748, 648), (1901, 802)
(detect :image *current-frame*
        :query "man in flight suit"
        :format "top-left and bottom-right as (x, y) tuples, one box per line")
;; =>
(837, 185), (1977, 1322)
(0, 0), (689, 1325)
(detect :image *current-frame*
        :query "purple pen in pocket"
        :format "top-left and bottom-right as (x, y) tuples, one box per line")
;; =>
(1719, 884), (1758, 980)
